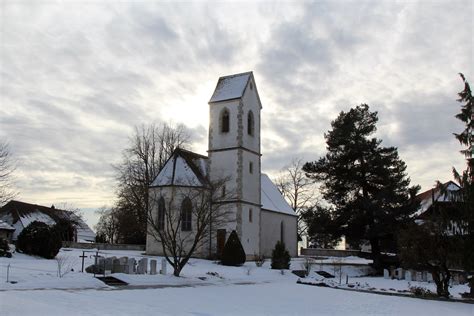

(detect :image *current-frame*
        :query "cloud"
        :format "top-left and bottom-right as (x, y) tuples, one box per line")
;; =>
(0, 1), (472, 228)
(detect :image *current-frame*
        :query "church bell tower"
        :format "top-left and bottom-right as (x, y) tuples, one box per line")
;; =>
(208, 72), (262, 256)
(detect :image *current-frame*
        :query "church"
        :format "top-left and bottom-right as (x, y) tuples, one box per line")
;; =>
(145, 72), (297, 259)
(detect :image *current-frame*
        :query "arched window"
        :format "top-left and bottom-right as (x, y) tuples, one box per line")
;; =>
(249, 208), (253, 223)
(220, 109), (230, 133)
(181, 197), (192, 231)
(280, 221), (285, 243)
(247, 110), (254, 136)
(157, 197), (165, 230)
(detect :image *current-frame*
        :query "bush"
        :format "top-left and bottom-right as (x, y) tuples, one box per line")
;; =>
(0, 238), (12, 258)
(221, 230), (246, 266)
(271, 241), (291, 269)
(254, 253), (265, 267)
(17, 221), (62, 259)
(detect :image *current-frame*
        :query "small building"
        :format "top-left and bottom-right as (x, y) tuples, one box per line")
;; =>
(0, 220), (15, 241)
(0, 200), (96, 242)
(146, 72), (298, 259)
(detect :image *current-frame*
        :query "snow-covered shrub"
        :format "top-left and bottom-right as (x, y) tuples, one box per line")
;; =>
(221, 230), (246, 266)
(271, 241), (290, 269)
(254, 253), (265, 267)
(409, 285), (435, 298)
(17, 221), (62, 259)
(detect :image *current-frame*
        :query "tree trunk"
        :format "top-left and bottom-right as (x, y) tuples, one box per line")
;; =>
(369, 237), (382, 273)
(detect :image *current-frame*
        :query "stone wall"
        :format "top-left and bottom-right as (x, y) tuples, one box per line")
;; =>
(63, 242), (145, 251)
(300, 248), (372, 258)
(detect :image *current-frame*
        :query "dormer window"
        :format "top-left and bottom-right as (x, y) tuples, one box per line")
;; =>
(247, 110), (254, 136)
(221, 108), (230, 133)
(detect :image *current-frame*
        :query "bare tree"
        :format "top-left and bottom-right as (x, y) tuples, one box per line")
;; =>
(274, 158), (318, 243)
(56, 254), (78, 278)
(113, 123), (190, 244)
(147, 177), (233, 277)
(95, 207), (119, 244)
(0, 141), (17, 205)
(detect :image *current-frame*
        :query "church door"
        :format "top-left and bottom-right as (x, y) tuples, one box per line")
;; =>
(217, 229), (226, 258)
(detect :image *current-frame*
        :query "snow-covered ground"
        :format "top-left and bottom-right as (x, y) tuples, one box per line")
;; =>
(0, 248), (473, 315)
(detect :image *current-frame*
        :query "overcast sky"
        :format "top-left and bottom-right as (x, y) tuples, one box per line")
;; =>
(1, 0), (472, 228)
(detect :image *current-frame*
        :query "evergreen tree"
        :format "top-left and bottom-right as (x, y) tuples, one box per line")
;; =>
(452, 73), (474, 295)
(303, 104), (419, 270)
(301, 205), (341, 248)
(221, 230), (246, 266)
(271, 241), (291, 269)
(17, 221), (62, 259)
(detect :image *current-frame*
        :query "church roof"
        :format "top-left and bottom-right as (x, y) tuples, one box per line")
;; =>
(150, 149), (296, 216)
(209, 71), (252, 103)
(261, 174), (296, 216)
(150, 148), (209, 188)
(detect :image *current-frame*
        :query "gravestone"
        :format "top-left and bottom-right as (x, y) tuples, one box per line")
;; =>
(161, 258), (167, 275)
(137, 258), (148, 274)
(105, 257), (116, 271)
(394, 268), (403, 280)
(127, 258), (136, 274)
(405, 270), (412, 282)
(112, 258), (122, 273)
(383, 269), (389, 279)
(390, 268), (396, 279)
(150, 259), (157, 275)
(416, 272), (422, 282)
(118, 257), (128, 273)
(427, 272), (433, 283)
(421, 271), (428, 282)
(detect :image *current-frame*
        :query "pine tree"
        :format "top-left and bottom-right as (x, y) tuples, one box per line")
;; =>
(221, 230), (246, 266)
(452, 73), (474, 295)
(271, 241), (291, 269)
(303, 104), (419, 270)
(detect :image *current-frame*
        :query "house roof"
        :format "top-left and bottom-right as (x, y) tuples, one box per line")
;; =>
(0, 200), (96, 241)
(261, 173), (296, 216)
(209, 72), (252, 103)
(415, 181), (461, 217)
(0, 220), (15, 231)
(150, 148), (209, 188)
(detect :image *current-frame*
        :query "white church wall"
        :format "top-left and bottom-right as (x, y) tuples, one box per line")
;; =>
(146, 187), (209, 257)
(241, 150), (260, 203)
(241, 78), (261, 154)
(260, 210), (298, 257)
(208, 99), (240, 151)
(240, 203), (261, 256)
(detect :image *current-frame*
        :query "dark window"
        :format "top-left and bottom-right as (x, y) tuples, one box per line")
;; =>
(280, 221), (284, 242)
(249, 161), (253, 174)
(249, 208), (253, 223)
(221, 109), (230, 133)
(181, 198), (192, 231)
(222, 185), (226, 198)
(247, 111), (254, 136)
(157, 197), (165, 230)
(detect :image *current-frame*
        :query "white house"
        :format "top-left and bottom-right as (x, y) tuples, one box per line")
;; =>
(146, 72), (297, 259)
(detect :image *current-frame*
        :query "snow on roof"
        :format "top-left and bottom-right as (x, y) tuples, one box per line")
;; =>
(415, 181), (461, 217)
(261, 174), (296, 216)
(0, 220), (15, 231)
(19, 210), (56, 228)
(151, 149), (208, 187)
(209, 72), (252, 103)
